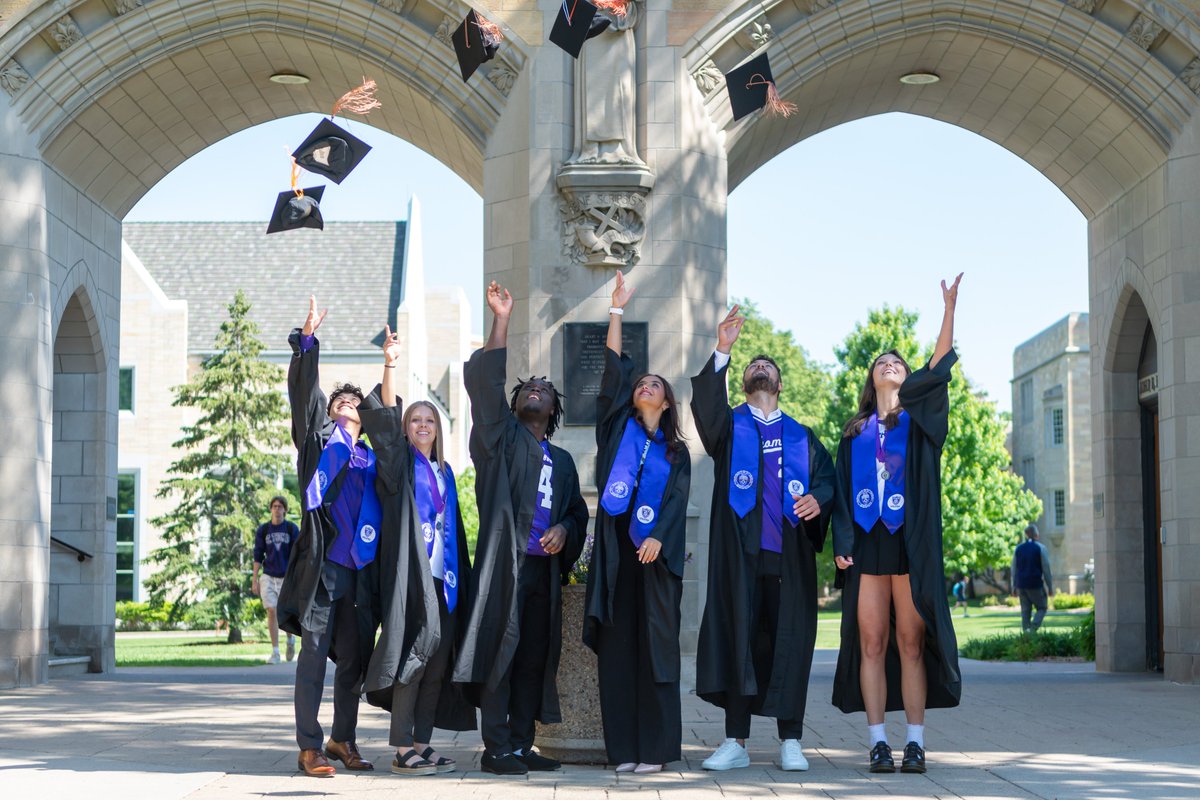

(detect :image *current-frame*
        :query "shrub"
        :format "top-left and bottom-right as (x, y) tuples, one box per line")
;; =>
(978, 594), (1019, 607)
(960, 630), (1081, 661)
(116, 601), (175, 631)
(1073, 608), (1096, 660)
(1051, 592), (1094, 610)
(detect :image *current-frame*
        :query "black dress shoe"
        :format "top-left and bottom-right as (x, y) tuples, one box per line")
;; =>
(482, 752), (529, 775)
(900, 741), (926, 773)
(869, 741), (895, 773)
(515, 749), (561, 771)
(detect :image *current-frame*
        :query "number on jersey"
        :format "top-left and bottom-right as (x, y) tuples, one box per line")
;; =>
(538, 465), (553, 509)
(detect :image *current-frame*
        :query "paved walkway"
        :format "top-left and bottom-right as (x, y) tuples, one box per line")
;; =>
(2, 651), (1197, 799)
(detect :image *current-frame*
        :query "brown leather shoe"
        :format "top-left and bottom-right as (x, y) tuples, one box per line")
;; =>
(298, 748), (336, 777)
(325, 738), (375, 771)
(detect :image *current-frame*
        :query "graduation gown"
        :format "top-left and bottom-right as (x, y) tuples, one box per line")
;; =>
(276, 329), (376, 680)
(583, 348), (690, 683)
(690, 353), (835, 722)
(451, 347), (590, 723)
(358, 401), (477, 731)
(831, 349), (962, 713)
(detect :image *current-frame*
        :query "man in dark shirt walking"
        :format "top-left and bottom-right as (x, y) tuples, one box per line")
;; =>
(253, 495), (300, 663)
(1011, 524), (1055, 632)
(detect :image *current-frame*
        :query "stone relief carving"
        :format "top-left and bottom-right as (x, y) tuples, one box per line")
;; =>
(1181, 58), (1200, 95)
(809, 0), (836, 11)
(50, 15), (82, 50)
(487, 61), (517, 96)
(747, 20), (773, 48)
(376, 0), (404, 12)
(434, 15), (455, 47)
(114, 0), (143, 14)
(1062, 0), (1096, 12)
(0, 59), (30, 96)
(558, 192), (648, 268)
(693, 59), (724, 95)
(1126, 14), (1163, 50)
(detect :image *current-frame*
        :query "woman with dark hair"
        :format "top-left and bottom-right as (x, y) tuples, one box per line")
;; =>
(584, 270), (691, 774)
(831, 274), (964, 775)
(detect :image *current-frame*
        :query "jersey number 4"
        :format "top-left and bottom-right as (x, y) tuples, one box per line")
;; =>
(538, 465), (553, 510)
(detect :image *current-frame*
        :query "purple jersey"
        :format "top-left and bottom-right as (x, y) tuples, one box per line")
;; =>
(526, 441), (553, 556)
(324, 440), (372, 569)
(756, 416), (784, 553)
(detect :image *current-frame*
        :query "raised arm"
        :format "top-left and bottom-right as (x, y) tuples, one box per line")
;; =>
(930, 273), (962, 369)
(381, 324), (401, 407)
(287, 295), (329, 449)
(597, 271), (636, 443)
(689, 305), (745, 456)
(483, 280), (513, 351)
(606, 270), (634, 352)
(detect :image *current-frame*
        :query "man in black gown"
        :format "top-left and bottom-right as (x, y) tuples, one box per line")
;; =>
(691, 305), (835, 772)
(452, 281), (589, 776)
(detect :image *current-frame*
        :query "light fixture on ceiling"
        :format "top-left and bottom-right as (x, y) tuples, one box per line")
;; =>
(269, 72), (310, 85)
(899, 71), (940, 85)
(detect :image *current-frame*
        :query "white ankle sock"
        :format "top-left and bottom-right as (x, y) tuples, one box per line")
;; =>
(272, 647), (280, 655)
(868, 723), (887, 747)
(906, 724), (924, 748)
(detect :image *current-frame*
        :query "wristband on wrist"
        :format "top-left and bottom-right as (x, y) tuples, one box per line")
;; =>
(609, 306), (624, 316)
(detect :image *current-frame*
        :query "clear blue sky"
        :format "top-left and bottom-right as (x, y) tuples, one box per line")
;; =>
(126, 111), (1088, 412)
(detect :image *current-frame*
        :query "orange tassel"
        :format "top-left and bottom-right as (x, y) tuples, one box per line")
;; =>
(290, 157), (304, 197)
(593, 0), (628, 18)
(331, 78), (382, 117)
(765, 82), (798, 117)
(475, 14), (504, 47)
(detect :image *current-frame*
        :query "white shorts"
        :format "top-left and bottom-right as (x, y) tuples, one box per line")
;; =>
(260, 574), (286, 609)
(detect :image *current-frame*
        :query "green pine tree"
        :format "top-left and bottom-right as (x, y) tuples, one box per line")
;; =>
(143, 291), (290, 642)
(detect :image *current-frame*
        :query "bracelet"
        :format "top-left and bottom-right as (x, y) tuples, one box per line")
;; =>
(608, 306), (624, 316)
(384, 364), (396, 369)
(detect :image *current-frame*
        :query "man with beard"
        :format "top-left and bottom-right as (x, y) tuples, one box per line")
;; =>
(691, 305), (835, 772)
(453, 281), (589, 776)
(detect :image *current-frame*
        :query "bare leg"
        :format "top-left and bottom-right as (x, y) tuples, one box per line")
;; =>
(267, 608), (280, 650)
(891, 574), (927, 725)
(857, 574), (893, 725)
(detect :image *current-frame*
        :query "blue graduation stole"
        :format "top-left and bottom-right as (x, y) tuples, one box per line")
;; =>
(851, 411), (910, 535)
(728, 405), (810, 526)
(600, 417), (671, 547)
(412, 447), (459, 613)
(304, 423), (381, 567)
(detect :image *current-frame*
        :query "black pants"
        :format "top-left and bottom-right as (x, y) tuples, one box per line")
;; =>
(479, 555), (551, 755)
(390, 580), (456, 747)
(597, 530), (681, 765)
(725, 552), (803, 740)
(294, 562), (362, 750)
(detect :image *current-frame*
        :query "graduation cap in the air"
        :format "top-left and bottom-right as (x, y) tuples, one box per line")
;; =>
(452, 9), (504, 82)
(549, 0), (606, 58)
(266, 184), (325, 235)
(291, 80), (382, 183)
(724, 52), (798, 122)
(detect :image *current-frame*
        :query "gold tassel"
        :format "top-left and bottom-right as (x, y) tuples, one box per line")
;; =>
(764, 81), (798, 118)
(475, 14), (504, 47)
(331, 78), (382, 117)
(593, 0), (629, 18)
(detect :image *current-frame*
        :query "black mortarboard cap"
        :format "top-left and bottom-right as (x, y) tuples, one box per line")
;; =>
(266, 186), (326, 235)
(452, 10), (501, 82)
(549, 0), (600, 59)
(292, 118), (371, 184)
(724, 51), (798, 122)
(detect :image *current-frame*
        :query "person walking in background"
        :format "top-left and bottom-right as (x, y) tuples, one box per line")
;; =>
(252, 495), (300, 664)
(951, 574), (969, 619)
(1012, 524), (1054, 632)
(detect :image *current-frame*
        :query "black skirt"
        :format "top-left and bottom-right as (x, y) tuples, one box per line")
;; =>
(854, 519), (908, 575)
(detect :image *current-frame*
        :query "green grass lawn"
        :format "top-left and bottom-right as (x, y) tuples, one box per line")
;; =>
(116, 632), (275, 667)
(814, 606), (1085, 650)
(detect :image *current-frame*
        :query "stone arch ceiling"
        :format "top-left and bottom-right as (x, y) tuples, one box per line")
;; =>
(685, 0), (1200, 217)
(0, 0), (531, 216)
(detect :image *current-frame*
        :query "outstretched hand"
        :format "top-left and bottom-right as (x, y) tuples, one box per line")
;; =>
(302, 295), (328, 336)
(611, 270), (635, 308)
(486, 281), (514, 318)
(716, 304), (745, 354)
(382, 324), (401, 365)
(941, 272), (963, 307)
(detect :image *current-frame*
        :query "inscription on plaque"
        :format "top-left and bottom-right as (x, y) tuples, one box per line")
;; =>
(563, 322), (648, 426)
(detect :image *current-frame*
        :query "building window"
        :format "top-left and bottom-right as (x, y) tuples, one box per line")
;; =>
(1046, 407), (1064, 447)
(1020, 379), (1033, 423)
(119, 367), (134, 412)
(1052, 489), (1066, 528)
(116, 472), (137, 601)
(1021, 457), (1035, 491)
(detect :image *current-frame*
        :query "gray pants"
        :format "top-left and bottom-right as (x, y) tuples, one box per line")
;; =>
(389, 582), (455, 748)
(294, 562), (362, 751)
(1019, 588), (1048, 632)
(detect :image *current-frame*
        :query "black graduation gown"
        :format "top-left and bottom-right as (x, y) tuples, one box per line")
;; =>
(276, 330), (376, 681)
(451, 347), (590, 724)
(690, 353), (835, 722)
(830, 349), (962, 713)
(358, 402), (477, 731)
(583, 348), (690, 683)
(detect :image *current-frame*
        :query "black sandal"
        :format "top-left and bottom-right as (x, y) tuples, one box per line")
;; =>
(391, 748), (437, 776)
(419, 746), (457, 773)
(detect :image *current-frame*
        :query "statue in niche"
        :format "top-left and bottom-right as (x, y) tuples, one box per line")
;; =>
(571, 0), (644, 166)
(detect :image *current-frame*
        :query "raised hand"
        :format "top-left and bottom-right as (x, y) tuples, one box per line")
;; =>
(486, 281), (514, 318)
(611, 270), (635, 309)
(716, 304), (746, 354)
(382, 324), (401, 365)
(302, 295), (328, 336)
(941, 272), (963, 307)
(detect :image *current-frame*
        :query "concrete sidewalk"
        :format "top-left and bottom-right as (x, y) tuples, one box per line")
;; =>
(1, 651), (1197, 799)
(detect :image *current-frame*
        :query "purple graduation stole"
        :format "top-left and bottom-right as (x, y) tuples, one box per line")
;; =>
(304, 423), (382, 567)
(412, 447), (459, 613)
(600, 417), (671, 547)
(851, 411), (910, 535)
(728, 405), (810, 526)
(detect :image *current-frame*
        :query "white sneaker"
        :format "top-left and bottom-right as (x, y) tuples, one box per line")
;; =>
(702, 739), (750, 771)
(780, 739), (809, 771)
(615, 762), (636, 773)
(267, 651), (281, 665)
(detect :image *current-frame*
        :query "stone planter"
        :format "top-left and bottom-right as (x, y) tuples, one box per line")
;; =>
(534, 583), (606, 764)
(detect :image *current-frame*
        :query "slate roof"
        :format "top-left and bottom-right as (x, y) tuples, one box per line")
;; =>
(122, 222), (406, 353)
